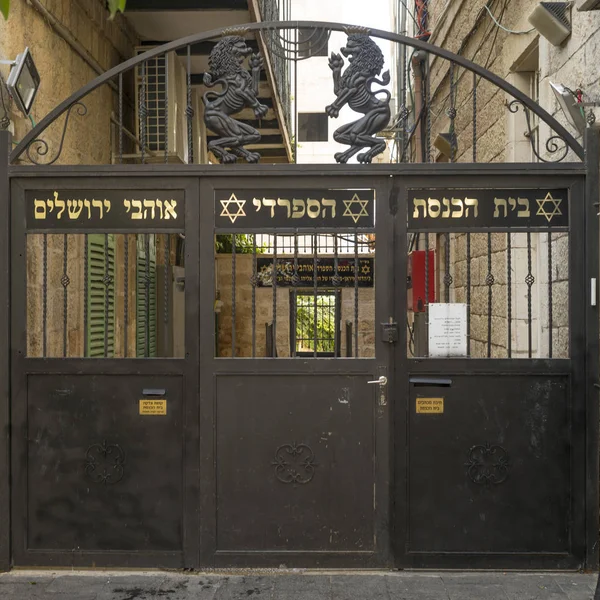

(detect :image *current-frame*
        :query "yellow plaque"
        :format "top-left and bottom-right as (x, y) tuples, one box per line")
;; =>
(139, 399), (167, 415)
(416, 397), (444, 414)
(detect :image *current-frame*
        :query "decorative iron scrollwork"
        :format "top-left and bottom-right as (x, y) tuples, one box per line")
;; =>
(507, 100), (568, 163)
(203, 30), (268, 164)
(326, 27), (391, 164)
(84, 440), (125, 485)
(465, 442), (510, 486)
(272, 442), (317, 484)
(25, 102), (88, 166)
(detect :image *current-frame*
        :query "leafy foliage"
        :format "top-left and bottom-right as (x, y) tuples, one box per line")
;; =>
(295, 294), (336, 354)
(0, 0), (9, 20)
(215, 234), (266, 254)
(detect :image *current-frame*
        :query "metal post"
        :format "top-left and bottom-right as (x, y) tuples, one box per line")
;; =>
(0, 130), (10, 571)
(585, 127), (600, 569)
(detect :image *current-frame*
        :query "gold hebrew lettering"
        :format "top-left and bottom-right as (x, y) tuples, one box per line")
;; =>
(427, 198), (441, 218)
(307, 198), (320, 219)
(54, 192), (66, 219)
(262, 198), (276, 218)
(517, 197), (530, 218)
(67, 199), (83, 220)
(103, 199), (111, 213)
(322, 198), (336, 218)
(143, 199), (156, 220)
(156, 199), (163, 220)
(91, 199), (104, 219)
(47, 195), (54, 213)
(442, 198), (451, 218)
(292, 199), (305, 218)
(131, 199), (143, 220)
(508, 197), (517, 211)
(124, 199), (131, 213)
(493, 198), (507, 218)
(451, 198), (463, 218)
(464, 198), (478, 218)
(164, 199), (177, 220)
(413, 199), (426, 218)
(83, 199), (91, 219)
(34, 199), (46, 219)
(253, 197), (262, 212)
(277, 198), (291, 218)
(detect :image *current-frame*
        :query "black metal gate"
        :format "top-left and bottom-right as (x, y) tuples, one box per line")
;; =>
(0, 21), (598, 572)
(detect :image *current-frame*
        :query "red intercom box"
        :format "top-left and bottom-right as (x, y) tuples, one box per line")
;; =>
(408, 250), (435, 312)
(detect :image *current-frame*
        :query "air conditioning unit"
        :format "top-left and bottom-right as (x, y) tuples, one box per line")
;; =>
(578, 0), (600, 10)
(134, 48), (203, 164)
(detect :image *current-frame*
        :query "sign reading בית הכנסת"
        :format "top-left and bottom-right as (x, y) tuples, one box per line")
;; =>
(408, 189), (568, 228)
(25, 190), (185, 230)
(428, 303), (468, 358)
(215, 189), (375, 228)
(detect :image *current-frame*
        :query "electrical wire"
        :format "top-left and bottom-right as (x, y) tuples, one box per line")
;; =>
(484, 5), (535, 34)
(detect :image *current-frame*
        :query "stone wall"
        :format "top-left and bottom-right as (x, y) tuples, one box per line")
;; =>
(0, 0), (138, 164)
(216, 254), (376, 358)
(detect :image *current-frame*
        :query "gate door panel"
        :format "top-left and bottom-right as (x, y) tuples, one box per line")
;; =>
(11, 177), (199, 568)
(396, 174), (586, 569)
(200, 176), (392, 567)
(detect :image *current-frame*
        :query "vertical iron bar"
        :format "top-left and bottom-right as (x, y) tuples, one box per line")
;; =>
(252, 233), (257, 358)
(84, 234), (89, 357)
(334, 234), (339, 357)
(354, 231), (359, 358)
(548, 230), (553, 358)
(466, 233), (471, 356)
(124, 234), (128, 358)
(163, 234), (169, 352)
(118, 72), (123, 164)
(186, 45), (194, 165)
(487, 232), (493, 358)
(104, 234), (110, 358)
(472, 72), (477, 162)
(294, 32), (298, 164)
(145, 233), (150, 358)
(42, 233), (47, 357)
(507, 232), (512, 358)
(164, 53), (169, 163)
(424, 232), (429, 357)
(444, 234), (451, 302)
(425, 54), (431, 162)
(62, 233), (68, 358)
(292, 231), (299, 357)
(449, 62), (457, 162)
(231, 233), (236, 358)
(313, 234), (318, 357)
(527, 231), (533, 358)
(272, 235), (277, 357)
(140, 61), (147, 165)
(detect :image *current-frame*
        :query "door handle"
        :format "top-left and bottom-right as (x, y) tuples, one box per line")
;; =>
(368, 376), (388, 386)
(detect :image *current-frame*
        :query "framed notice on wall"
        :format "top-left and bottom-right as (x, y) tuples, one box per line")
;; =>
(428, 303), (468, 358)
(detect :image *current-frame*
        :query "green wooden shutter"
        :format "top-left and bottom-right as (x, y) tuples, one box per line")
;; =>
(86, 234), (115, 357)
(136, 234), (157, 357)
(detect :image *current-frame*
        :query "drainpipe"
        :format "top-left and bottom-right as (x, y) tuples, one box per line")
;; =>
(412, 53), (424, 163)
(397, 0), (407, 162)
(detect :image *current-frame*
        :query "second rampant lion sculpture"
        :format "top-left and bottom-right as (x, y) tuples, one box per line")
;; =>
(203, 34), (268, 163)
(326, 30), (391, 164)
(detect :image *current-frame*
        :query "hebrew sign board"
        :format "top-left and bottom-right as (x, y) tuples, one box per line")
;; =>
(256, 257), (374, 288)
(26, 190), (185, 230)
(215, 189), (375, 229)
(408, 189), (568, 229)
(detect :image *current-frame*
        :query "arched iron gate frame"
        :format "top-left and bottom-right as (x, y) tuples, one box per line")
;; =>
(0, 21), (598, 572)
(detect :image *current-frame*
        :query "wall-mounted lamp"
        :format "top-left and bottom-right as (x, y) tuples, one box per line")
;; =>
(433, 132), (457, 159)
(550, 82), (600, 134)
(2, 48), (40, 116)
(528, 2), (571, 46)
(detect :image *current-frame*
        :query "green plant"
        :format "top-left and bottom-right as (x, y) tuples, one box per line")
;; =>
(215, 234), (266, 254)
(295, 294), (336, 353)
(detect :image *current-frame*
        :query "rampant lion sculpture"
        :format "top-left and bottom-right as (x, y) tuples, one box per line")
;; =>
(325, 30), (391, 164)
(203, 34), (268, 163)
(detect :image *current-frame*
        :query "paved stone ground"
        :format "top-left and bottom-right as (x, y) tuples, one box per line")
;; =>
(0, 571), (597, 600)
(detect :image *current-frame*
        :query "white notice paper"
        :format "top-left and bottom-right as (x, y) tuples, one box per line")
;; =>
(428, 303), (468, 358)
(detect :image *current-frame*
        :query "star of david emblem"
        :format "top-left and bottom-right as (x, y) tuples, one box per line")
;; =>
(361, 263), (371, 275)
(536, 192), (562, 223)
(220, 193), (246, 223)
(343, 194), (370, 224)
